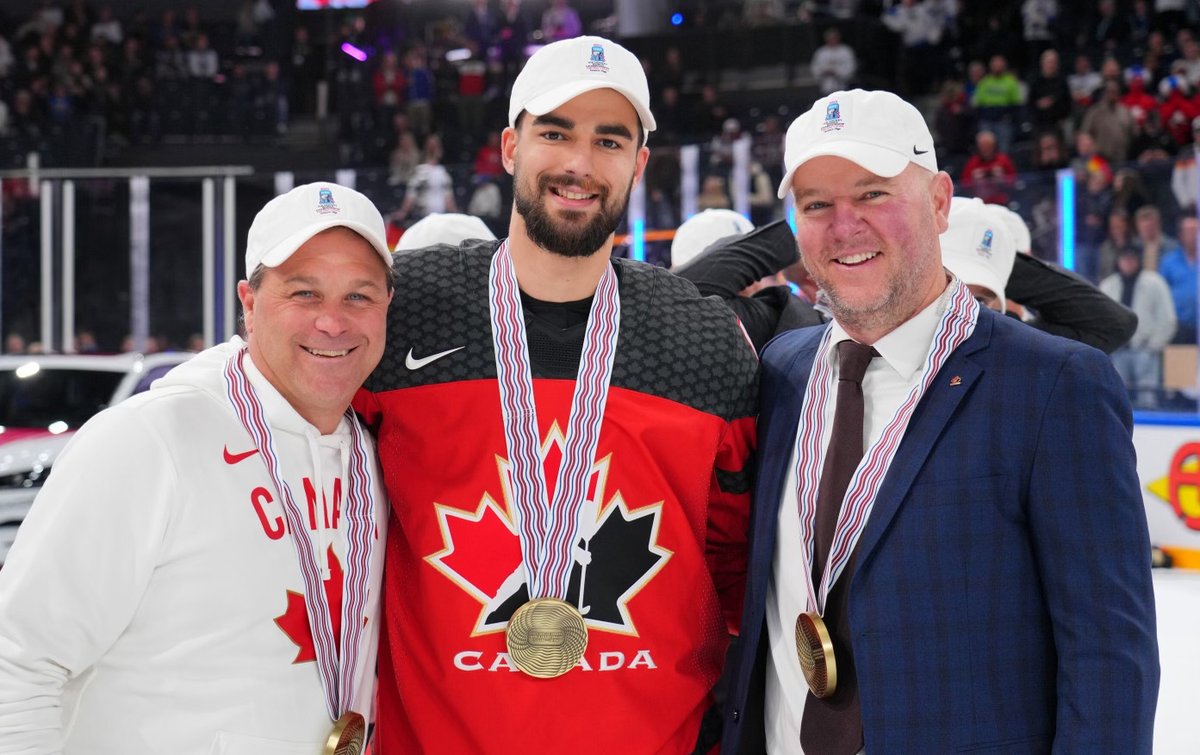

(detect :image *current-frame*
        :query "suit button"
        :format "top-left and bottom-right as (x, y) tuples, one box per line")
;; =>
(733, 710), (740, 722)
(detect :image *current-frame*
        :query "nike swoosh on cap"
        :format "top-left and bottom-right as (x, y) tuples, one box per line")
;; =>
(406, 346), (465, 370)
(223, 446), (259, 464)
(913, 146), (930, 155)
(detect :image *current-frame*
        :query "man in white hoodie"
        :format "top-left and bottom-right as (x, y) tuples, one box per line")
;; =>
(0, 182), (393, 754)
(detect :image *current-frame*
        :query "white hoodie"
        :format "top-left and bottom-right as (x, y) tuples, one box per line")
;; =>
(0, 339), (387, 755)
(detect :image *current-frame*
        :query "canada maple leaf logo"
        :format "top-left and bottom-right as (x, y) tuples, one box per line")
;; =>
(425, 422), (671, 637)
(275, 544), (345, 663)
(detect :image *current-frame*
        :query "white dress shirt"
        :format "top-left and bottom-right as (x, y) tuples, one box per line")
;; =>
(765, 286), (949, 754)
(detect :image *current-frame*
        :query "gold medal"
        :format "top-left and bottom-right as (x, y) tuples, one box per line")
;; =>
(322, 712), (366, 755)
(505, 597), (588, 679)
(795, 611), (837, 698)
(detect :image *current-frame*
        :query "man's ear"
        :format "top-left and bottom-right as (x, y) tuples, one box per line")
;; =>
(501, 125), (518, 176)
(237, 280), (255, 334)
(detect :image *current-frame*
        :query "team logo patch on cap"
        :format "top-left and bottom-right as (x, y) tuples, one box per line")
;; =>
(821, 101), (844, 132)
(586, 43), (609, 73)
(316, 187), (341, 215)
(977, 229), (994, 258)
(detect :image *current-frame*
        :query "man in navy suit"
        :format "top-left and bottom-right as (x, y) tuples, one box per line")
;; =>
(721, 89), (1160, 754)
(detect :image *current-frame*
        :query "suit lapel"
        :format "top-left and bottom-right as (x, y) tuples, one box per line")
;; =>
(853, 315), (992, 566)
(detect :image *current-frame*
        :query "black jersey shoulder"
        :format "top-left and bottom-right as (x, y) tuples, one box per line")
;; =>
(366, 241), (758, 421)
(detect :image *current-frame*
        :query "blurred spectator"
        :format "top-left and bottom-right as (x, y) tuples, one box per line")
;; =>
(1028, 48), (1071, 136)
(881, 0), (945, 96)
(90, 5), (122, 46)
(689, 84), (730, 141)
(288, 26), (320, 117)
(388, 129), (421, 186)
(186, 33), (218, 80)
(260, 60), (289, 135)
(1159, 214), (1199, 343)
(971, 54), (1023, 153)
(472, 130), (504, 180)
(1032, 129), (1070, 170)
(1171, 116), (1200, 211)
(1083, 0), (1130, 60)
(708, 117), (743, 175)
(697, 174), (732, 211)
(1100, 247), (1176, 408)
(1141, 29), (1172, 83)
(497, 0), (531, 85)
(1021, 0), (1059, 68)
(752, 114), (786, 187)
(744, 0), (787, 26)
(1157, 74), (1200, 146)
(1177, 32), (1200, 87)
(74, 330), (99, 353)
(1158, 0), (1190, 37)
(1081, 79), (1136, 163)
(1112, 167), (1154, 216)
(3, 334), (26, 354)
(1068, 53), (1104, 111)
(1098, 210), (1139, 279)
(1134, 204), (1182, 271)
(934, 81), (977, 175)
(1131, 109), (1178, 162)
(961, 130), (1018, 204)
(392, 133), (457, 223)
(405, 48), (434, 140)
(748, 161), (778, 226)
(811, 26), (857, 94)
(1121, 67), (1159, 130)
(651, 46), (686, 99)
(463, 0), (499, 57)
(373, 51), (406, 115)
(655, 85), (685, 145)
(1078, 158), (1115, 281)
(467, 179), (504, 228)
(964, 59), (986, 99)
(541, 0), (582, 44)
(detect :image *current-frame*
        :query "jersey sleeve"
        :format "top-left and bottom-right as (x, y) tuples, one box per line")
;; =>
(0, 406), (178, 753)
(706, 413), (756, 634)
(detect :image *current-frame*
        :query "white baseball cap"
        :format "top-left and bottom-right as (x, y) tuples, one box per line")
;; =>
(991, 204), (1031, 254)
(395, 212), (497, 251)
(939, 196), (1017, 313)
(777, 88), (937, 198)
(671, 209), (755, 268)
(246, 182), (391, 273)
(508, 35), (656, 134)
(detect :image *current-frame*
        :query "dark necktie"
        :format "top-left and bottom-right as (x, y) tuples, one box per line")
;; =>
(801, 339), (875, 755)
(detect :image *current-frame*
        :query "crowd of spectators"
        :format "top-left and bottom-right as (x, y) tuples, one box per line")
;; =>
(8, 1), (1200, 406)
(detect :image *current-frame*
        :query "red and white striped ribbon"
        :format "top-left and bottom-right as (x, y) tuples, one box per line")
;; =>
(488, 240), (621, 600)
(224, 347), (374, 721)
(795, 279), (980, 614)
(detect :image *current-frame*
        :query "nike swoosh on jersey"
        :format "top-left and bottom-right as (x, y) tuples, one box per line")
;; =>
(405, 346), (465, 370)
(223, 446), (259, 464)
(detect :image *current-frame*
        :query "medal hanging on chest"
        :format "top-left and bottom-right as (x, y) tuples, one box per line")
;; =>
(488, 241), (620, 679)
(790, 280), (979, 698)
(224, 349), (376, 729)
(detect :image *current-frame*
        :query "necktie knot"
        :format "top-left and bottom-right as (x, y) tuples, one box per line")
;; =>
(837, 340), (876, 385)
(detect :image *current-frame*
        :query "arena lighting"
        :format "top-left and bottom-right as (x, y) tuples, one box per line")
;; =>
(631, 218), (645, 262)
(446, 48), (472, 63)
(341, 42), (368, 62)
(671, 13), (684, 26)
(1056, 168), (1076, 271)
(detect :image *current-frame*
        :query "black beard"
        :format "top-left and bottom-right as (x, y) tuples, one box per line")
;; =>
(514, 171), (631, 258)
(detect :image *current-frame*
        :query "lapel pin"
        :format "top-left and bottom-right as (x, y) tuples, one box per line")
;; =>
(949, 375), (962, 386)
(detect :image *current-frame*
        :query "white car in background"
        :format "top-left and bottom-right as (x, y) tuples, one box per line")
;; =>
(0, 352), (193, 566)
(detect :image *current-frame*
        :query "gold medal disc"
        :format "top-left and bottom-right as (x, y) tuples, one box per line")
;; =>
(505, 597), (588, 679)
(322, 712), (366, 755)
(795, 611), (837, 698)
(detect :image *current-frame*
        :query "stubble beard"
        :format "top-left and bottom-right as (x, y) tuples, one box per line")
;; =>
(812, 234), (944, 338)
(514, 170), (632, 259)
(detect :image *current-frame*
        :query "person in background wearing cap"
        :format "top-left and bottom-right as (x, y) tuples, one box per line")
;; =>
(721, 89), (1158, 755)
(941, 198), (1137, 354)
(0, 182), (394, 753)
(353, 35), (758, 755)
(394, 211), (497, 251)
(1099, 246), (1177, 409)
(672, 211), (826, 353)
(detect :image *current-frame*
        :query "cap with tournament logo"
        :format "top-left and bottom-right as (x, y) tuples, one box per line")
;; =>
(777, 89), (937, 198)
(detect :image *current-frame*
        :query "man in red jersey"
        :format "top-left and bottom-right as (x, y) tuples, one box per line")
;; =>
(354, 35), (758, 754)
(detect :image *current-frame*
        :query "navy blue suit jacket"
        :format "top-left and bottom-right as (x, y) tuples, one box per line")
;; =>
(722, 310), (1160, 754)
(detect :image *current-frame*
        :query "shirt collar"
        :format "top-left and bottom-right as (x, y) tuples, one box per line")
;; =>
(827, 279), (951, 382)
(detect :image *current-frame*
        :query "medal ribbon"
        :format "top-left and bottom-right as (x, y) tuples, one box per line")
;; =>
(488, 240), (620, 600)
(794, 279), (979, 615)
(224, 348), (375, 720)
